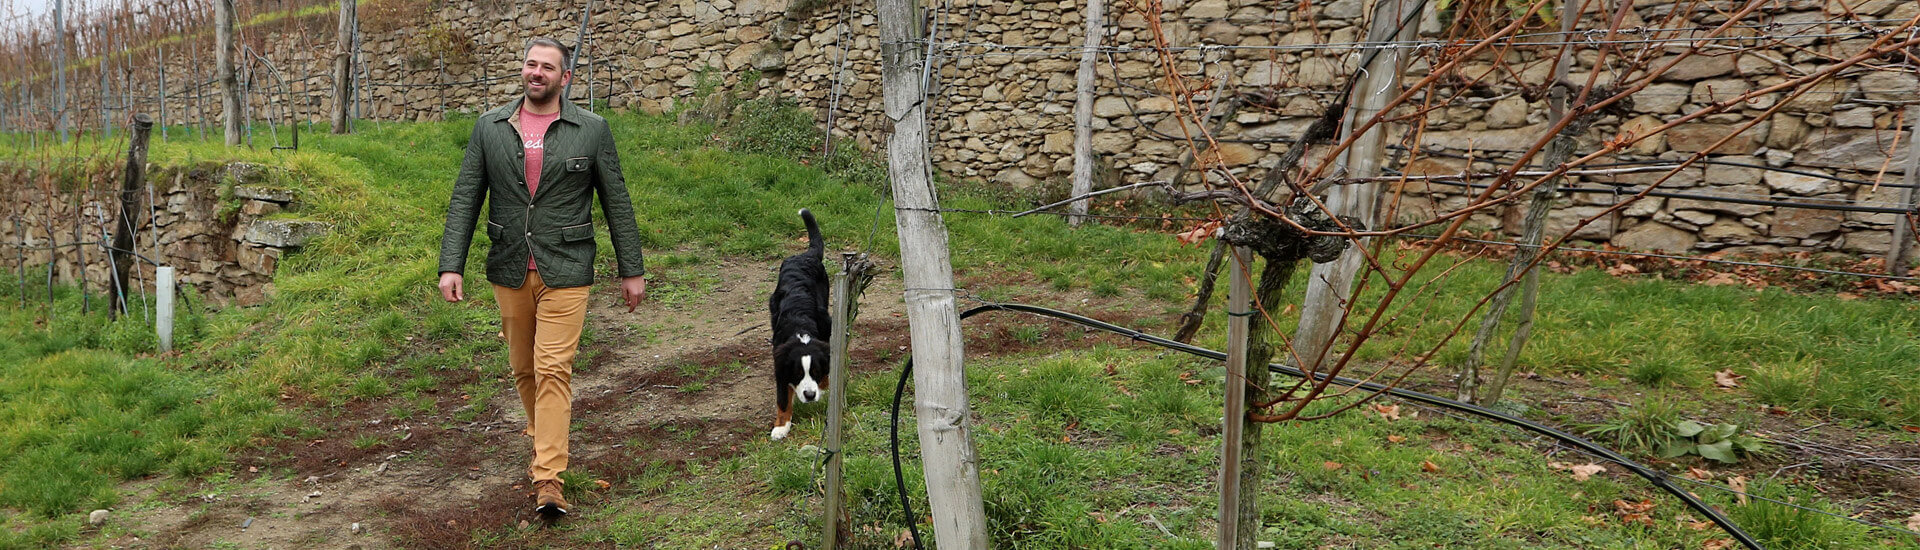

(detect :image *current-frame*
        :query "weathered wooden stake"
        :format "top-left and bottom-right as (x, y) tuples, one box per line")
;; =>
(878, 0), (989, 542)
(110, 114), (154, 320)
(332, 0), (357, 133)
(215, 0), (242, 146)
(158, 41), (170, 140)
(823, 252), (875, 549)
(14, 215), (24, 306)
(54, 0), (70, 143)
(75, 194), (88, 313)
(1215, 246), (1252, 549)
(1292, 0), (1421, 370)
(1888, 105), (1920, 275)
(1067, 0), (1104, 226)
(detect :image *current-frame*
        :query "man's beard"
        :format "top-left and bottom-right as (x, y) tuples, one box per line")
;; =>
(525, 79), (558, 103)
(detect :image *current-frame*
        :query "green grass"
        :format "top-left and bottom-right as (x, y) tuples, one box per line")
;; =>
(585, 346), (1920, 549)
(4, 101), (1919, 548)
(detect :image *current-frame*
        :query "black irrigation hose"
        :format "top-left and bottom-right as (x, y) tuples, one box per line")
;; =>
(888, 303), (1766, 550)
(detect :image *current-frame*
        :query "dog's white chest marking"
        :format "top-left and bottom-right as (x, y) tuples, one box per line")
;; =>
(799, 334), (811, 345)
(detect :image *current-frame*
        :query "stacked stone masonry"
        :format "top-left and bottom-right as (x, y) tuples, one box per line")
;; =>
(1, 162), (328, 308)
(19, 0), (1920, 259)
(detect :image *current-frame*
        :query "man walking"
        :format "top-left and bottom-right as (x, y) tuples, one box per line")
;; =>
(437, 37), (647, 518)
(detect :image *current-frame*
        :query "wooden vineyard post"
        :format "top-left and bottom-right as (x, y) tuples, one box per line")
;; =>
(822, 252), (875, 549)
(1216, 246), (1252, 549)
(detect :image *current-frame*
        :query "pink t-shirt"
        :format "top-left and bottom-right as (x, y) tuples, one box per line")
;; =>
(520, 107), (561, 270)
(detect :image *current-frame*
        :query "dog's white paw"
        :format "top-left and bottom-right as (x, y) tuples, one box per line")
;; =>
(770, 424), (791, 440)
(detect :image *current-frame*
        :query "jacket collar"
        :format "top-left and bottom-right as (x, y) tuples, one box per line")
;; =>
(495, 96), (586, 129)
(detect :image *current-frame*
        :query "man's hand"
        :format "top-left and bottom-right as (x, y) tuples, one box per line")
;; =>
(439, 272), (465, 302)
(621, 276), (648, 312)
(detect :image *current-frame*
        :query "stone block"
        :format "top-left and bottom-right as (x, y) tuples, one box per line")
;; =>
(241, 200), (283, 217)
(1703, 157), (1762, 185)
(1669, 184), (1771, 216)
(237, 245), (281, 275)
(1484, 96), (1530, 129)
(1762, 169), (1840, 196)
(232, 184), (294, 205)
(1858, 71), (1918, 102)
(1611, 221), (1698, 253)
(1652, 54), (1736, 81)
(242, 220), (333, 248)
(1543, 205), (1615, 241)
(1770, 207), (1845, 239)
(224, 162), (271, 186)
(1665, 123), (1761, 155)
(1796, 129), (1910, 172)
(1618, 115), (1669, 155)
(1840, 230), (1893, 254)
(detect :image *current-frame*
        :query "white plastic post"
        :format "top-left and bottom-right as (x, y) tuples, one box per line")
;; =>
(155, 266), (175, 352)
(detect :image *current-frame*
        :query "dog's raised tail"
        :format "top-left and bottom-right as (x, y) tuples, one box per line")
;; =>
(799, 209), (824, 253)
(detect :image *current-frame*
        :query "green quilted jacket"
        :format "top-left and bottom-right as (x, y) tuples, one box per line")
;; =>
(437, 98), (646, 289)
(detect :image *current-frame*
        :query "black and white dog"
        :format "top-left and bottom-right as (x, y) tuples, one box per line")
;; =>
(769, 209), (831, 440)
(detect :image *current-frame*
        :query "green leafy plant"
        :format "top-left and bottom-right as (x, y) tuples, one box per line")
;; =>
(1579, 395), (1683, 455)
(1659, 420), (1765, 463)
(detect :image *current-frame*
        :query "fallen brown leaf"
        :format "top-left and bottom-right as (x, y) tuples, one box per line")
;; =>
(1686, 521), (1713, 531)
(1372, 403), (1402, 421)
(1905, 512), (1919, 532)
(1421, 460), (1442, 474)
(1552, 462), (1607, 481)
(1686, 467), (1714, 481)
(1322, 461), (1344, 471)
(594, 479), (611, 490)
(1613, 499), (1656, 515)
(1728, 476), (1749, 506)
(1386, 434), (1407, 444)
(1702, 539), (1733, 550)
(1713, 369), (1743, 389)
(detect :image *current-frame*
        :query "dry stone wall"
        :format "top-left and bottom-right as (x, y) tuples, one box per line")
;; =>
(33, 0), (1920, 260)
(2, 162), (329, 308)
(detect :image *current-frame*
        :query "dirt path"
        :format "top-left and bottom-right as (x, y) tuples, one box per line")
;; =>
(101, 256), (907, 549)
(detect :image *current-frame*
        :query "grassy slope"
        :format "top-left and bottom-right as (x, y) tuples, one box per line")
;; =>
(1, 109), (1917, 548)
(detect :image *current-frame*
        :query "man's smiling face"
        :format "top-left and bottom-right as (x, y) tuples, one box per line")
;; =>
(522, 44), (569, 104)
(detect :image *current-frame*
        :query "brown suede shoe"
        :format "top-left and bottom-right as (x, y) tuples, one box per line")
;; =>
(533, 479), (570, 517)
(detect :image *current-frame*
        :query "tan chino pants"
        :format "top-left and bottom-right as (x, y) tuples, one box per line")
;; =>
(493, 270), (589, 483)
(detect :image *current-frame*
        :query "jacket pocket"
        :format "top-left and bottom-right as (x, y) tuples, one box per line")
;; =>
(565, 156), (590, 173)
(486, 220), (504, 241)
(559, 222), (594, 243)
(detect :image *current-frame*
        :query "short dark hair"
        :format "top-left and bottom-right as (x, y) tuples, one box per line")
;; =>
(524, 37), (574, 69)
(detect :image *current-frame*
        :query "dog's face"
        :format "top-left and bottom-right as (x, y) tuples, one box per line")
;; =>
(778, 334), (832, 403)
